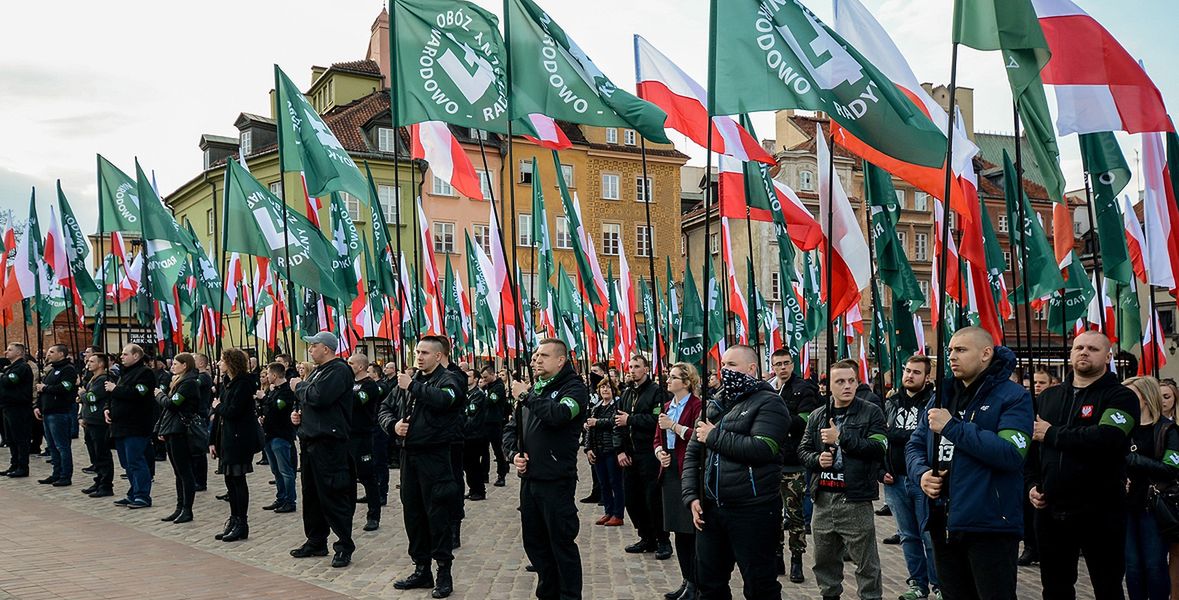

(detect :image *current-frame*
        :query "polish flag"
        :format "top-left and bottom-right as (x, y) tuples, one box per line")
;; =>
(299, 173), (323, 228)
(967, 261), (1005, 344)
(43, 206), (68, 283)
(720, 217), (750, 344)
(1122, 195), (1148, 283)
(1140, 310), (1168, 375)
(634, 35), (774, 165)
(831, 0), (976, 223)
(416, 198), (444, 336)
(817, 125), (870, 318)
(224, 252), (243, 311)
(1141, 132), (1179, 289)
(617, 237), (638, 360)
(914, 314), (926, 355)
(857, 337), (870, 383)
(1085, 273), (1117, 342)
(411, 121), (484, 200)
(572, 193), (610, 306)
(488, 204), (518, 355)
(934, 199), (964, 305)
(520, 114), (572, 151)
(717, 155), (825, 250)
(1032, 0), (1173, 135)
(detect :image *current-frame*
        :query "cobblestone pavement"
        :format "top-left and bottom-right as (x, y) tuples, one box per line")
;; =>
(0, 437), (1094, 599)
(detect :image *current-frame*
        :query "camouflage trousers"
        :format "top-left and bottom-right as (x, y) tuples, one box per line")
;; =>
(780, 471), (807, 554)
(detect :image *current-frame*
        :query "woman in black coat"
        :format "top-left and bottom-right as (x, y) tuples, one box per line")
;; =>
(210, 348), (260, 542)
(156, 353), (200, 524)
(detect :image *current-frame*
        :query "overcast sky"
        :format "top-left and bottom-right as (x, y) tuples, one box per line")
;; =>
(2, 0), (1176, 239)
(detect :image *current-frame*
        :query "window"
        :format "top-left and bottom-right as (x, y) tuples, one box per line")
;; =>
(636, 225), (653, 257)
(377, 185), (400, 223)
(799, 170), (814, 191)
(475, 170), (493, 200)
(378, 127), (397, 153)
(710, 232), (719, 255)
(770, 272), (781, 301)
(1074, 219), (1084, 236)
(240, 130), (252, 156)
(681, 234), (687, 256)
(896, 231), (907, 252)
(555, 216), (572, 249)
(518, 214), (533, 247)
(623, 129), (637, 146)
(601, 174), (620, 200)
(433, 222), (455, 254)
(919, 281), (930, 307)
(602, 223), (621, 256)
(605, 128), (618, 144)
(635, 177), (653, 203)
(269, 180), (284, 198)
(206, 209), (215, 236)
(1003, 251), (1012, 268)
(895, 190), (906, 209)
(473, 224), (492, 256)
(997, 213), (1009, 233)
(341, 192), (361, 221)
(1161, 309), (1176, 335)
(559, 164), (574, 188)
(914, 192), (929, 212)
(518, 160), (534, 185)
(914, 233), (929, 261)
(469, 127), (488, 141)
(432, 176), (454, 196)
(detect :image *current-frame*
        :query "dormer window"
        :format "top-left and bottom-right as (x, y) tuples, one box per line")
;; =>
(240, 131), (252, 156)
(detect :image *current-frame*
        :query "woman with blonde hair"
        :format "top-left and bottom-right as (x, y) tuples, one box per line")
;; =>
(655, 362), (704, 600)
(1161, 378), (1179, 598)
(1123, 376), (1179, 600)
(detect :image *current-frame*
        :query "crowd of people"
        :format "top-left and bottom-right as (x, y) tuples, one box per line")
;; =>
(1, 327), (1178, 600)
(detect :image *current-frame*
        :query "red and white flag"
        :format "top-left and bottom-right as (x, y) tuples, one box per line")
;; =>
(617, 237), (638, 361)
(43, 206), (68, 283)
(1032, 0), (1173, 135)
(1141, 132), (1179, 289)
(1122, 195), (1148, 283)
(411, 121), (484, 200)
(1140, 310), (1168, 375)
(1085, 273), (1117, 342)
(416, 198), (444, 336)
(817, 125), (870, 318)
(634, 35), (773, 165)
(520, 114), (573, 151)
(717, 155), (824, 250)
(720, 217), (750, 345)
(488, 205), (519, 356)
(857, 337), (870, 383)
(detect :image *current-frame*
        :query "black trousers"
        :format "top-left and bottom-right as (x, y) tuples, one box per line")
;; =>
(451, 442), (465, 524)
(623, 451), (668, 544)
(1036, 509), (1127, 600)
(165, 434), (196, 511)
(225, 473), (248, 518)
(696, 499), (782, 600)
(301, 437), (355, 554)
(675, 531), (697, 585)
(2, 406), (31, 471)
(348, 433), (380, 522)
(520, 478), (582, 600)
(487, 423), (509, 477)
(401, 446), (458, 564)
(462, 436), (488, 495)
(930, 531), (1020, 600)
(83, 423), (114, 490)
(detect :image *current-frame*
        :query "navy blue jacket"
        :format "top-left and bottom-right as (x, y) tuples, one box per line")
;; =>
(905, 346), (1033, 536)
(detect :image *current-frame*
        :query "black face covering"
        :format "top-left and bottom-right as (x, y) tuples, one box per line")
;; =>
(720, 368), (760, 400)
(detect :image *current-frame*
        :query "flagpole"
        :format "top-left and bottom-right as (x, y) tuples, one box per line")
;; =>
(500, 0), (533, 377)
(1140, 204), (1159, 377)
(823, 127), (837, 373)
(934, 42), (960, 392)
(699, 0), (719, 400)
(866, 223), (885, 398)
(95, 156), (109, 353)
(638, 139), (663, 381)
(475, 139), (510, 367)
(1081, 172), (1106, 331)
(1012, 104), (1038, 387)
(212, 177), (225, 362)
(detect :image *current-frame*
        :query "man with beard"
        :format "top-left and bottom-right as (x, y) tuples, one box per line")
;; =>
(1026, 331), (1138, 599)
(35, 344), (77, 486)
(771, 348), (820, 583)
(615, 354), (671, 559)
(105, 344), (158, 508)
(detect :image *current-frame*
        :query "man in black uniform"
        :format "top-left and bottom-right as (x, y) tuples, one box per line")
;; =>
(0, 343), (34, 478)
(260, 362), (297, 514)
(771, 348), (821, 583)
(35, 344), (77, 486)
(461, 366), (490, 501)
(481, 366), (510, 487)
(348, 352), (383, 532)
(1026, 331), (1139, 599)
(615, 354), (671, 558)
(504, 338), (589, 600)
(80, 353), (114, 497)
(104, 344), (158, 508)
(290, 331), (356, 568)
(388, 337), (463, 599)
(193, 353), (214, 491)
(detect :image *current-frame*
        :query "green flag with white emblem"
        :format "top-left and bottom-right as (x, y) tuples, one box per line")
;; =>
(55, 181), (100, 308)
(97, 155), (140, 234)
(1080, 132), (1133, 284)
(135, 160), (195, 302)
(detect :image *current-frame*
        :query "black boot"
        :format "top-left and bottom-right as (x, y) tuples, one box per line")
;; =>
(394, 563), (435, 590)
(221, 516), (248, 542)
(161, 507), (183, 522)
(214, 517), (236, 540)
(432, 561), (453, 598)
(173, 508), (193, 524)
(664, 580), (687, 600)
(789, 552), (805, 583)
(677, 581), (698, 600)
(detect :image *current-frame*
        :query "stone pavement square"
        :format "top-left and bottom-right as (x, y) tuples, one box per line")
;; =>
(0, 436), (1095, 599)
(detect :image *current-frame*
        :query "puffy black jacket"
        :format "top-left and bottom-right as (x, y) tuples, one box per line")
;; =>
(81, 373), (113, 426)
(399, 366), (464, 449)
(799, 398), (887, 502)
(108, 360), (158, 439)
(618, 377), (667, 457)
(37, 359), (78, 414)
(1026, 370), (1140, 517)
(294, 357), (354, 441)
(1126, 419), (1179, 511)
(778, 374), (822, 471)
(463, 386), (490, 440)
(682, 381), (790, 508)
(261, 381), (296, 441)
(585, 400), (622, 455)
(350, 377), (383, 436)
(884, 385), (932, 476)
(214, 375), (261, 465)
(155, 373), (200, 436)
(0, 358), (33, 408)
(503, 362), (589, 481)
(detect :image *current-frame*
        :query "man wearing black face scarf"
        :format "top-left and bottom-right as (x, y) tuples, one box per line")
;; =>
(682, 345), (790, 599)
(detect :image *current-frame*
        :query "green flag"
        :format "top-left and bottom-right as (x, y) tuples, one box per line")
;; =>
(801, 250), (825, 340)
(1046, 259), (1094, 331)
(328, 191), (361, 305)
(274, 65), (370, 202)
(1079, 132), (1133, 283)
(704, 258), (725, 353)
(506, 0), (669, 143)
(183, 221), (229, 312)
(222, 158), (345, 300)
(678, 261), (706, 366)
(554, 151), (602, 305)
(24, 191), (66, 329)
(136, 160), (194, 302)
(954, 0), (1063, 203)
(714, 0), (945, 168)
(1116, 280), (1142, 348)
(55, 181), (100, 308)
(1003, 150), (1064, 302)
(364, 164), (400, 299)
(97, 155), (140, 234)
(865, 163), (924, 304)
(464, 231), (496, 333)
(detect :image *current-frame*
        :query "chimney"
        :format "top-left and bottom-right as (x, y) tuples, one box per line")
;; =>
(367, 8), (391, 88)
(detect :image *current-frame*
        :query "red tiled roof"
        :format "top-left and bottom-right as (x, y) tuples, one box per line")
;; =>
(329, 59), (383, 77)
(322, 92), (390, 153)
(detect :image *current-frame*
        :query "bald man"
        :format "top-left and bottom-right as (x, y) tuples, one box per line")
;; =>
(905, 327), (1032, 600)
(1026, 331), (1139, 600)
(348, 352), (385, 533)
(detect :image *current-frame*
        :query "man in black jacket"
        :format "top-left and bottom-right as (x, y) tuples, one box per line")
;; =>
(615, 354), (671, 558)
(799, 359), (887, 600)
(80, 353), (114, 497)
(1026, 331), (1138, 600)
(290, 331), (356, 569)
(35, 344), (78, 486)
(461, 366), (490, 501)
(682, 344), (790, 600)
(504, 338), (589, 600)
(104, 344), (157, 508)
(772, 348), (821, 583)
(194, 353), (214, 491)
(390, 337), (463, 599)
(0, 343), (34, 478)
(481, 366), (510, 487)
(260, 362), (297, 514)
(348, 352), (384, 533)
